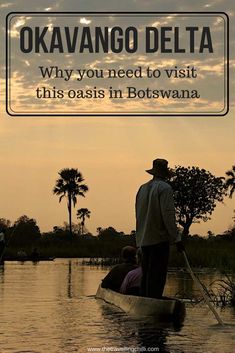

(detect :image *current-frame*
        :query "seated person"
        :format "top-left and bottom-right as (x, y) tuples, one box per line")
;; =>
(101, 246), (137, 292)
(17, 248), (27, 259)
(0, 228), (6, 262)
(120, 248), (142, 296)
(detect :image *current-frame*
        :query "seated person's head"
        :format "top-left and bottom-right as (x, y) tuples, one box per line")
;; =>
(121, 246), (136, 263)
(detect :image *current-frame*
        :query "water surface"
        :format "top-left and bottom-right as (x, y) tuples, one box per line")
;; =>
(0, 259), (234, 353)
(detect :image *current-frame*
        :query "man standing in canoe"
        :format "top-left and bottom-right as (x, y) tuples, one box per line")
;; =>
(135, 158), (184, 299)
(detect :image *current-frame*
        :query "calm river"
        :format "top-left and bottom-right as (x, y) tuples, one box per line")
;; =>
(0, 259), (235, 353)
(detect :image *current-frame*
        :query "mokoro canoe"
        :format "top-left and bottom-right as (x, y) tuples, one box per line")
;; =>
(96, 286), (185, 321)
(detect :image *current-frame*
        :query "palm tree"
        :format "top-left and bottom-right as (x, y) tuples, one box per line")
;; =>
(53, 168), (88, 237)
(226, 165), (235, 198)
(77, 208), (91, 235)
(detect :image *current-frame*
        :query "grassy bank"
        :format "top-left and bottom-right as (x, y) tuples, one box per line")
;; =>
(169, 239), (235, 272)
(4, 234), (235, 272)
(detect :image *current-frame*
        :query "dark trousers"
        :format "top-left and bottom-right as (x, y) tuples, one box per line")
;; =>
(140, 242), (170, 299)
(0, 242), (5, 260)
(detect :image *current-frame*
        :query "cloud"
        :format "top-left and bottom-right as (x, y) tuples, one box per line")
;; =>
(80, 17), (91, 25)
(0, 2), (13, 8)
(8, 17), (25, 38)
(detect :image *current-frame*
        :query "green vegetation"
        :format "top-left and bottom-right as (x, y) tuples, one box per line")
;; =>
(53, 168), (88, 237)
(226, 165), (235, 198)
(77, 208), (91, 235)
(1, 216), (235, 271)
(209, 275), (235, 307)
(170, 166), (226, 236)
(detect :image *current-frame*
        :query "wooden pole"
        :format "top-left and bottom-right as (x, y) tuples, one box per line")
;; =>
(183, 251), (224, 326)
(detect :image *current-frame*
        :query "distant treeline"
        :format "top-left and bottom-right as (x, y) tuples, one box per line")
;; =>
(1, 215), (235, 271)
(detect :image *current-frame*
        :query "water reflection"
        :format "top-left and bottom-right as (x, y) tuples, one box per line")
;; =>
(98, 298), (185, 353)
(0, 259), (234, 353)
(67, 260), (72, 298)
(136, 322), (169, 353)
(0, 263), (4, 278)
(166, 271), (208, 302)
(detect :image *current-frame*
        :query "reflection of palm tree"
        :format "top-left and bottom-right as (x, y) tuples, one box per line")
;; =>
(67, 260), (72, 298)
(77, 208), (91, 235)
(53, 168), (88, 237)
(226, 165), (235, 198)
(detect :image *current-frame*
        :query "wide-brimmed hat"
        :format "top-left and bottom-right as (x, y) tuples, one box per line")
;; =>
(146, 158), (169, 176)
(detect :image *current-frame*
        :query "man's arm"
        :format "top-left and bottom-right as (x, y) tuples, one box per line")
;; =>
(159, 186), (181, 244)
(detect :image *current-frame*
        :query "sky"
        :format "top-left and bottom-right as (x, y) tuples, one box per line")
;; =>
(0, 0), (234, 236)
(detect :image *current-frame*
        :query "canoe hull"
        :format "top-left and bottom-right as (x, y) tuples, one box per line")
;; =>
(96, 286), (185, 321)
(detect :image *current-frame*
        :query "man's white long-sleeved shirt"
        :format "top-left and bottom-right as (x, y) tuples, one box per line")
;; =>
(0, 232), (5, 243)
(135, 178), (180, 247)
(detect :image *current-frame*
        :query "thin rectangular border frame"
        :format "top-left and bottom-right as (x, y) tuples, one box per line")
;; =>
(6, 11), (229, 117)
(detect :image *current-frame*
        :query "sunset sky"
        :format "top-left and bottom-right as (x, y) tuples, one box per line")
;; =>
(0, 0), (234, 236)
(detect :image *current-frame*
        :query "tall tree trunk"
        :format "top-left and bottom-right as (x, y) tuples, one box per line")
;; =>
(182, 221), (192, 238)
(81, 221), (84, 235)
(82, 215), (85, 235)
(68, 195), (72, 237)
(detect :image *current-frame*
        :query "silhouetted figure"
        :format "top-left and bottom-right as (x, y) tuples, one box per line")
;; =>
(17, 248), (27, 259)
(136, 159), (184, 299)
(101, 246), (137, 292)
(30, 247), (40, 261)
(120, 248), (142, 295)
(0, 228), (6, 264)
